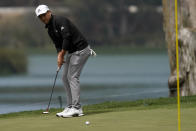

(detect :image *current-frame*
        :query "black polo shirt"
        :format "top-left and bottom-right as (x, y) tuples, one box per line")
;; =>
(45, 15), (88, 53)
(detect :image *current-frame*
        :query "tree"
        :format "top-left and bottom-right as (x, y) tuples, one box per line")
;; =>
(162, 0), (196, 97)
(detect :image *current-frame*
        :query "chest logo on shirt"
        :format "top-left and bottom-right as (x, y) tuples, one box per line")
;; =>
(61, 26), (65, 31)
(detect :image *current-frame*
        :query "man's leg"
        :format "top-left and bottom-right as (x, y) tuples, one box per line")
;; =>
(67, 46), (91, 109)
(57, 54), (74, 117)
(62, 54), (72, 106)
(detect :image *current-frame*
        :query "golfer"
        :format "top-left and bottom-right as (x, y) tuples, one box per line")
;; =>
(35, 5), (96, 118)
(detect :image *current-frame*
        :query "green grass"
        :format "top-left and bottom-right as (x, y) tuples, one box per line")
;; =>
(0, 96), (196, 131)
(93, 45), (167, 55)
(26, 45), (167, 55)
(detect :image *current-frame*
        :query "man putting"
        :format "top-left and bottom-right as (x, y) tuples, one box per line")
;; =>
(35, 5), (96, 118)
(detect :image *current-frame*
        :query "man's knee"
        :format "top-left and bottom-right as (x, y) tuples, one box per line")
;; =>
(62, 74), (68, 82)
(67, 73), (79, 83)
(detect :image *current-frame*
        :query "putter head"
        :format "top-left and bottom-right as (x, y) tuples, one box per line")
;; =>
(42, 109), (49, 114)
(42, 111), (49, 114)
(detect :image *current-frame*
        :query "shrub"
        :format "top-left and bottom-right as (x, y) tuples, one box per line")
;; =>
(0, 49), (27, 76)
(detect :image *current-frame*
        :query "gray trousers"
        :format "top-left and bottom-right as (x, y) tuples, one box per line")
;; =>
(62, 45), (91, 109)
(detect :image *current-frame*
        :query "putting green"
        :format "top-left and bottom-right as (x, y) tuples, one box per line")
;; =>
(0, 107), (195, 131)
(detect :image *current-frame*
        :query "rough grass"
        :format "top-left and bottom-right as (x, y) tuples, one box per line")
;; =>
(26, 46), (167, 55)
(0, 95), (196, 119)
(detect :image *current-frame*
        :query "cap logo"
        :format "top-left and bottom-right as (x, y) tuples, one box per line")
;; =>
(61, 26), (64, 31)
(38, 9), (41, 12)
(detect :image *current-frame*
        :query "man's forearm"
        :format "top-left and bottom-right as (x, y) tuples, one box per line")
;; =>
(57, 49), (66, 68)
(58, 49), (66, 57)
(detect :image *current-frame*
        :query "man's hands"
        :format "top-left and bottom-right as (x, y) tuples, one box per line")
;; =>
(57, 49), (66, 68)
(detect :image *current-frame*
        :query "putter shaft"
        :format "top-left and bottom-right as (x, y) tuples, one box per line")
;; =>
(45, 67), (60, 113)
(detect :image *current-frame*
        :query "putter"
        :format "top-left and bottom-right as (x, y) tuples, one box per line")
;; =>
(42, 67), (61, 114)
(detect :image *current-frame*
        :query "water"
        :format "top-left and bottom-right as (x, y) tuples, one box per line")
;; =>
(0, 53), (170, 114)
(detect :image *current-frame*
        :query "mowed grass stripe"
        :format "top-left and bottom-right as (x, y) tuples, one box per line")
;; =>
(0, 108), (195, 131)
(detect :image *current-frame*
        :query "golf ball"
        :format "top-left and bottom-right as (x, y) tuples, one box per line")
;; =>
(85, 121), (90, 125)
